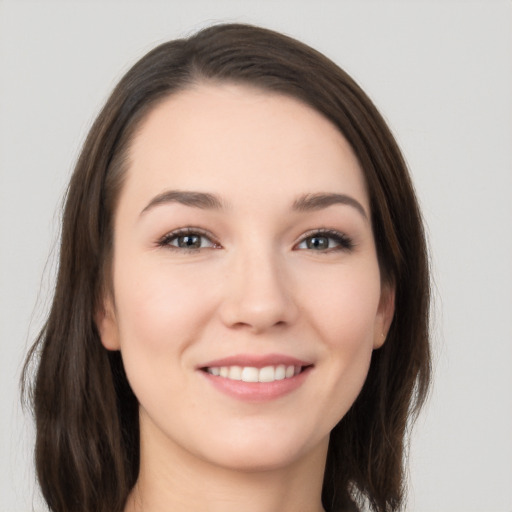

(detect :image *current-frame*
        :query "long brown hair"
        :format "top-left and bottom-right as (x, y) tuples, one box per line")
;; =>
(22, 23), (430, 512)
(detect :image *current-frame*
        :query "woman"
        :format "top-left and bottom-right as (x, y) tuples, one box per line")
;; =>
(23, 23), (430, 512)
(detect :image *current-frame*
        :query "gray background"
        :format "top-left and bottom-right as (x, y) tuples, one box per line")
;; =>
(1, 1), (511, 511)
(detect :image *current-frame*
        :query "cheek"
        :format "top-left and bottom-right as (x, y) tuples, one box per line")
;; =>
(110, 258), (220, 413)
(304, 262), (382, 347)
(111, 261), (215, 417)
(301, 264), (381, 416)
(113, 257), (215, 351)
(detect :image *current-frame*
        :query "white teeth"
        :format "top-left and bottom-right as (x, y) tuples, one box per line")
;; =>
(258, 366), (275, 382)
(206, 364), (302, 382)
(275, 365), (286, 380)
(241, 367), (259, 382)
(228, 366), (242, 380)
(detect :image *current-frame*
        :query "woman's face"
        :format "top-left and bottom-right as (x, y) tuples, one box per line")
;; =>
(98, 83), (394, 472)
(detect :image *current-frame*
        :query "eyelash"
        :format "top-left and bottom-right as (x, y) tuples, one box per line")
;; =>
(157, 227), (220, 252)
(296, 229), (354, 252)
(157, 228), (354, 253)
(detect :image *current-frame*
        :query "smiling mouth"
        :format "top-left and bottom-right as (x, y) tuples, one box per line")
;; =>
(202, 365), (309, 383)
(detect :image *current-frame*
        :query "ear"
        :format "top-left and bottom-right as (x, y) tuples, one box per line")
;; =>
(95, 296), (121, 351)
(373, 281), (396, 349)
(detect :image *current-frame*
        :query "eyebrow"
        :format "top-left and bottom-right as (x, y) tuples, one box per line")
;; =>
(140, 190), (225, 216)
(140, 190), (368, 220)
(292, 193), (368, 220)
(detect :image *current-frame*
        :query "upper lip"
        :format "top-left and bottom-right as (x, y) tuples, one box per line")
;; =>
(199, 353), (313, 369)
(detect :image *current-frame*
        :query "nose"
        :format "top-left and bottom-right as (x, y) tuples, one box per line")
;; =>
(218, 247), (299, 334)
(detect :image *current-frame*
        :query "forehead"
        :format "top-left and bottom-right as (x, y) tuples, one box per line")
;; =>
(124, 83), (368, 211)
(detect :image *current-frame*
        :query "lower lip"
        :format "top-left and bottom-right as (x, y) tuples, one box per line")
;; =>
(200, 367), (312, 402)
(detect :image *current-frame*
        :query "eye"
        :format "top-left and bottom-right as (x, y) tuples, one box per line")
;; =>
(157, 228), (220, 251)
(296, 230), (354, 252)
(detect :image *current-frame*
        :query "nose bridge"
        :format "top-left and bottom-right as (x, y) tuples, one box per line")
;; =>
(220, 237), (297, 331)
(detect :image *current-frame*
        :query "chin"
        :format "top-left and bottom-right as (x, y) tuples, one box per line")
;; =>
(193, 427), (328, 473)
(204, 451), (304, 474)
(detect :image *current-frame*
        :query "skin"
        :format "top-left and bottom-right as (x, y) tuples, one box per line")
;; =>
(97, 83), (395, 512)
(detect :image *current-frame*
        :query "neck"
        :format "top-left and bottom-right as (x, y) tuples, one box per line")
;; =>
(125, 414), (328, 512)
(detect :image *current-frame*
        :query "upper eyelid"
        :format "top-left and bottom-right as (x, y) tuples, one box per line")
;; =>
(295, 228), (350, 242)
(294, 229), (354, 251)
(297, 228), (344, 238)
(162, 227), (216, 239)
(158, 227), (220, 247)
